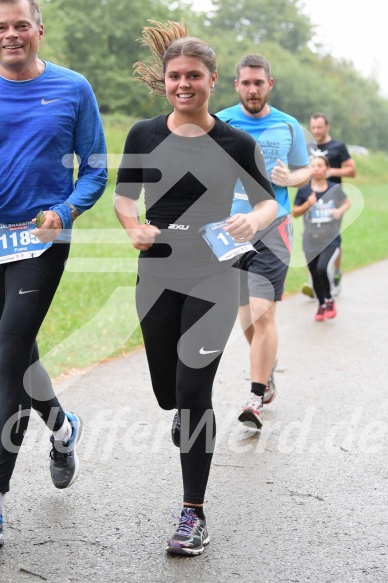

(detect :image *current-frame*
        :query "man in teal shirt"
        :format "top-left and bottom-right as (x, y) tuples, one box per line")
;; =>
(217, 54), (310, 429)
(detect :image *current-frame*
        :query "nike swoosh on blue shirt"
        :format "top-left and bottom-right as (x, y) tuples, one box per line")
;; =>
(41, 98), (62, 105)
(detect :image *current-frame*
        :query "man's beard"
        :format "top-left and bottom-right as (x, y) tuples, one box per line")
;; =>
(242, 96), (267, 115)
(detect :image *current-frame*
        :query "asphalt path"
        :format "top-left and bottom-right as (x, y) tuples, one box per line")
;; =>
(1, 259), (387, 583)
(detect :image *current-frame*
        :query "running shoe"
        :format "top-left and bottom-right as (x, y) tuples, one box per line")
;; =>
(238, 393), (264, 429)
(171, 410), (181, 448)
(301, 283), (314, 298)
(332, 280), (342, 296)
(325, 299), (337, 319)
(334, 271), (342, 287)
(332, 272), (342, 296)
(315, 304), (327, 322)
(0, 515), (4, 548)
(264, 359), (278, 405)
(49, 412), (83, 489)
(166, 508), (210, 556)
(332, 284), (341, 297)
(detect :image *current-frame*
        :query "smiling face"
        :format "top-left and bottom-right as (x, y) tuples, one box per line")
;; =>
(234, 66), (274, 118)
(164, 55), (217, 118)
(0, 0), (44, 80)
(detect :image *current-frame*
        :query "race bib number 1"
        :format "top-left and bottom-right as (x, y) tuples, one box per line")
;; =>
(0, 222), (52, 264)
(200, 219), (255, 261)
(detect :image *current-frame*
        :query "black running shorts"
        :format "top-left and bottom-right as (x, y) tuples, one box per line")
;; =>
(238, 216), (292, 304)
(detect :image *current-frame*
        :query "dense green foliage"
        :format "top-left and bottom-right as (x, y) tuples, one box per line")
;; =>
(39, 0), (388, 150)
(209, 0), (313, 52)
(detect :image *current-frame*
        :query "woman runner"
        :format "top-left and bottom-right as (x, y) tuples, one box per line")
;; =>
(293, 155), (351, 321)
(114, 20), (277, 555)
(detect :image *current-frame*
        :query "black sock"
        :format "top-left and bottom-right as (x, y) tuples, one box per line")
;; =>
(183, 505), (205, 521)
(251, 382), (266, 400)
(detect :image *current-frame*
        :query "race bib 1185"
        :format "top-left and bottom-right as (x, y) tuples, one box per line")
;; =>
(0, 222), (52, 264)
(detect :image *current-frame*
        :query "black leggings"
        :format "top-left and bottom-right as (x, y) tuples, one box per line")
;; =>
(136, 267), (240, 504)
(306, 245), (339, 305)
(0, 243), (70, 492)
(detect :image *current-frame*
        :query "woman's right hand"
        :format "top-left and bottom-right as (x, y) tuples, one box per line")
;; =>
(114, 193), (160, 250)
(126, 223), (161, 251)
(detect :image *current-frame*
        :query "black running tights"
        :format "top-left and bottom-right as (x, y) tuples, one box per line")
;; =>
(306, 245), (339, 305)
(136, 267), (240, 505)
(0, 243), (70, 492)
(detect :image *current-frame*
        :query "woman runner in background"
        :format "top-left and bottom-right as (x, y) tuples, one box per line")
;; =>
(293, 155), (351, 321)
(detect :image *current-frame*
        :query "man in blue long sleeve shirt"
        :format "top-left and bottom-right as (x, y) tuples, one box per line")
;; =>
(0, 0), (107, 548)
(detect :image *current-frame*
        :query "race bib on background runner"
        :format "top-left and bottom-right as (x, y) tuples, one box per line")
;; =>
(311, 200), (335, 223)
(200, 219), (255, 261)
(0, 222), (52, 264)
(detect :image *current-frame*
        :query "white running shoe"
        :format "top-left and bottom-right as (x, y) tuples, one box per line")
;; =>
(238, 393), (264, 429)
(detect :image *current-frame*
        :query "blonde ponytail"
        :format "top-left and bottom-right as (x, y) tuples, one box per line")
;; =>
(133, 20), (189, 96)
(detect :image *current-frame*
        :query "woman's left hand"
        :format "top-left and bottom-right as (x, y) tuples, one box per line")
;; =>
(223, 213), (257, 241)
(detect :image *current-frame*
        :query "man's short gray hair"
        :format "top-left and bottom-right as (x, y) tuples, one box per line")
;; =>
(0, 0), (42, 26)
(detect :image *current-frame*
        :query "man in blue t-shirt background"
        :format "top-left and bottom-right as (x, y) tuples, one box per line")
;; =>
(217, 54), (310, 429)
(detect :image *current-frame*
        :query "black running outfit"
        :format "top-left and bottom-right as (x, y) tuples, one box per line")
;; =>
(0, 243), (70, 492)
(308, 139), (351, 185)
(294, 180), (347, 304)
(116, 114), (274, 504)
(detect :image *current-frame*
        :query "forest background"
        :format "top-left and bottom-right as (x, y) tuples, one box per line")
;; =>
(39, 0), (388, 150)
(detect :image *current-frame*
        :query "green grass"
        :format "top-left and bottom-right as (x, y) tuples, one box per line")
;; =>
(37, 121), (388, 377)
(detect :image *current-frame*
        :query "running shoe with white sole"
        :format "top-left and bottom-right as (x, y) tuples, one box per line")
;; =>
(166, 508), (210, 556)
(238, 393), (264, 429)
(49, 412), (83, 489)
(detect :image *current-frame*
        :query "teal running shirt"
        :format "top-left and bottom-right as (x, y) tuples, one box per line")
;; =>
(216, 105), (309, 218)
